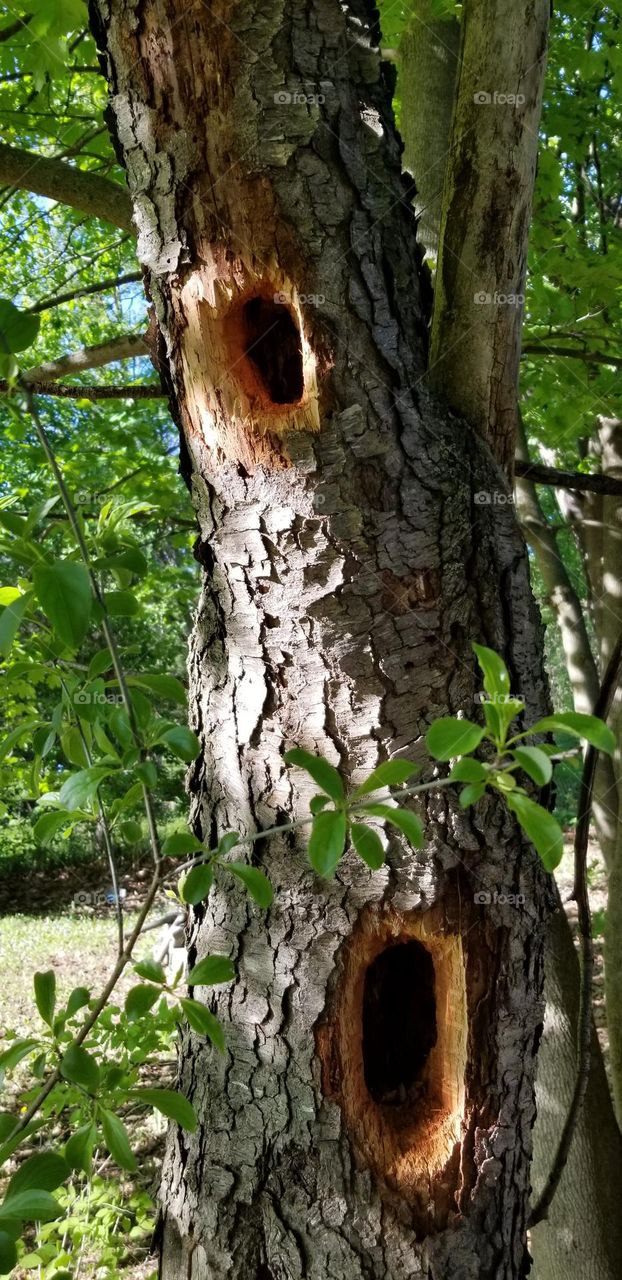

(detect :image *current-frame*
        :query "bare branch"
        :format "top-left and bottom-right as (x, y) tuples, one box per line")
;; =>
(515, 457), (622, 496)
(522, 342), (622, 368)
(0, 14), (31, 42)
(23, 334), (149, 383)
(0, 381), (164, 400)
(28, 270), (142, 314)
(0, 141), (134, 231)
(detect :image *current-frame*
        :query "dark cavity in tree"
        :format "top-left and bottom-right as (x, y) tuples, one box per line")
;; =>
(242, 296), (303, 404)
(362, 940), (437, 1106)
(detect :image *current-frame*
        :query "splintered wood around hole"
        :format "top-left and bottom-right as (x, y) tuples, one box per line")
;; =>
(316, 903), (467, 1223)
(178, 261), (321, 470)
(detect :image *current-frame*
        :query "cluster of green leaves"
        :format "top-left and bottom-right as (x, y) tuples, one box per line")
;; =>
(0, 943), (238, 1273)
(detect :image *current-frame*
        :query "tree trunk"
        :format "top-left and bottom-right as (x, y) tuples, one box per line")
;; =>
(530, 900), (622, 1280)
(90, 2), (552, 1275)
(400, 3), (460, 259)
(429, 0), (549, 470)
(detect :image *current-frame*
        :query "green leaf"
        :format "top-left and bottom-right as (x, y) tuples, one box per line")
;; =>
(449, 758), (488, 783)
(33, 561), (92, 650)
(125, 984), (160, 1020)
(133, 958), (166, 984)
(60, 726), (90, 769)
(58, 765), (115, 811)
(160, 726), (201, 763)
(512, 746), (553, 786)
(187, 956), (235, 987)
(308, 809), (347, 877)
(426, 717), (485, 761)
(33, 810), (70, 846)
(472, 643), (511, 700)
(529, 713), (615, 756)
(0, 1189), (60, 1223)
(0, 591), (32, 657)
(60, 1044), (100, 1093)
(135, 760), (157, 787)
(350, 822), (385, 869)
(162, 832), (204, 857)
(0, 299), (41, 353)
(0, 1039), (39, 1073)
(359, 803), (423, 849)
(227, 862), (273, 908)
(131, 674), (187, 704)
(88, 648), (114, 679)
(506, 792), (564, 871)
(0, 1230), (17, 1274)
(5, 1152), (68, 1200)
(459, 783), (486, 808)
(180, 999), (225, 1051)
(352, 759), (418, 798)
(65, 987), (91, 1018)
(284, 747), (345, 803)
(64, 1123), (95, 1175)
(129, 1088), (197, 1132)
(217, 832), (240, 855)
(179, 864), (213, 905)
(309, 794), (330, 815)
(100, 1108), (136, 1172)
(103, 590), (138, 617)
(33, 971), (56, 1027)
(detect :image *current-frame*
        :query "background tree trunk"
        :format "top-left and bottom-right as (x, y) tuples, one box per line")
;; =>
(91, 1), (552, 1275)
(400, 3), (460, 260)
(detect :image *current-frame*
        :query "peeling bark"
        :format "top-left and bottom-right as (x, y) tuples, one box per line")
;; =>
(90, 1), (552, 1275)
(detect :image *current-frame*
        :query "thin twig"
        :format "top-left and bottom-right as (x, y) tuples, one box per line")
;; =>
(166, 775), (457, 881)
(514, 457), (622, 496)
(529, 630), (622, 1226)
(0, 380), (165, 399)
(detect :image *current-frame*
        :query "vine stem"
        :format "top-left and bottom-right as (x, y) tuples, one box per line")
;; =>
(21, 381), (161, 876)
(167, 775), (458, 880)
(529, 629), (622, 1225)
(9, 869), (162, 1138)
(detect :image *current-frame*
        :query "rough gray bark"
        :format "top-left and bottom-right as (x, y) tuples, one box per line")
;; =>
(429, 0), (549, 470)
(90, 1), (552, 1276)
(0, 140), (134, 231)
(400, 3), (460, 259)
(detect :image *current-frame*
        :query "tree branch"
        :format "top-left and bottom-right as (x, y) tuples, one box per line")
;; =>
(0, 380), (164, 400)
(0, 141), (134, 231)
(0, 14), (31, 42)
(28, 270), (142, 314)
(514, 457), (622, 496)
(22, 333), (149, 383)
(522, 342), (622, 368)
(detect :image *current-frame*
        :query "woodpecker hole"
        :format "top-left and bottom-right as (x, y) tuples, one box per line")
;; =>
(315, 903), (467, 1229)
(363, 940), (437, 1108)
(242, 295), (304, 405)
